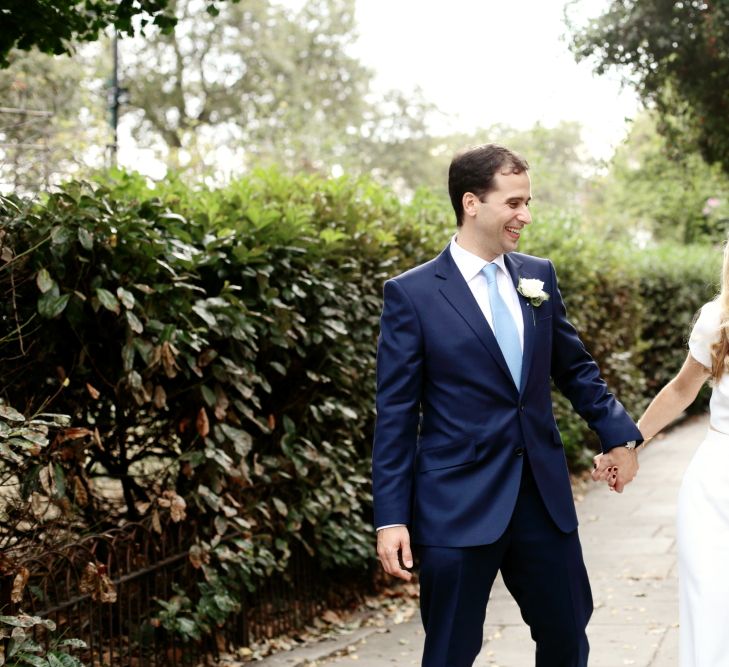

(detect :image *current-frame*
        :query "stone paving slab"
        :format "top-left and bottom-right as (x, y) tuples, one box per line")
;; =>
(251, 627), (382, 666)
(258, 416), (707, 667)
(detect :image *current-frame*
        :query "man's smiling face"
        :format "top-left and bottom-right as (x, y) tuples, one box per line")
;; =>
(468, 170), (532, 260)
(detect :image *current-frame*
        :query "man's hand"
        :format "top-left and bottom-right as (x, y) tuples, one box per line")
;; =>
(592, 446), (639, 493)
(377, 526), (413, 581)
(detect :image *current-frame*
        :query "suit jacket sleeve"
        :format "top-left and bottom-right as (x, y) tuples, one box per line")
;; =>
(548, 260), (642, 452)
(372, 278), (424, 528)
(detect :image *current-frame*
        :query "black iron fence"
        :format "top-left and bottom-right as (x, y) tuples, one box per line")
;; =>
(0, 519), (373, 666)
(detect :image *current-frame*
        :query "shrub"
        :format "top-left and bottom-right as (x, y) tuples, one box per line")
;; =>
(0, 170), (719, 638)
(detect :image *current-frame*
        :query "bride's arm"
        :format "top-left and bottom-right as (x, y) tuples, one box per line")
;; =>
(637, 352), (711, 442)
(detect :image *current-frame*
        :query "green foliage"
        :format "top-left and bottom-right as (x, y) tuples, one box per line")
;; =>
(569, 0), (729, 176)
(0, 399), (74, 551)
(0, 168), (718, 640)
(635, 242), (720, 404)
(477, 121), (591, 210)
(0, 0), (233, 67)
(0, 612), (87, 666)
(0, 168), (421, 637)
(386, 120), (594, 204)
(585, 112), (729, 244)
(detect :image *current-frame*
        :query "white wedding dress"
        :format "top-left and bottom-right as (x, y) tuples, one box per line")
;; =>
(678, 299), (729, 666)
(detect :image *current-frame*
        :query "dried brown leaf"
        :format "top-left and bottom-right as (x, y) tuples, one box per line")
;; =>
(198, 348), (218, 368)
(253, 454), (264, 477)
(161, 341), (180, 378)
(30, 491), (50, 518)
(58, 497), (72, 515)
(196, 407), (210, 438)
(214, 385), (229, 421)
(321, 610), (342, 625)
(79, 562), (117, 603)
(39, 465), (52, 496)
(188, 544), (210, 569)
(73, 476), (88, 507)
(170, 495), (186, 523)
(58, 427), (93, 444)
(98, 573), (117, 603)
(79, 564), (97, 594)
(158, 490), (186, 522)
(0, 552), (16, 575)
(11, 567), (29, 603)
(93, 427), (104, 450)
(151, 509), (162, 534)
(153, 385), (167, 409)
(149, 344), (162, 368)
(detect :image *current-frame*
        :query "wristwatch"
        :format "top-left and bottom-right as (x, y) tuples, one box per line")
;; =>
(623, 440), (637, 450)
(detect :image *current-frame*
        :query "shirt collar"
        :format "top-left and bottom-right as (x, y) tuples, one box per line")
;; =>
(449, 234), (508, 283)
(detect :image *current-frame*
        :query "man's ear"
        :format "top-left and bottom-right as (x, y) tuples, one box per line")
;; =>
(462, 192), (480, 218)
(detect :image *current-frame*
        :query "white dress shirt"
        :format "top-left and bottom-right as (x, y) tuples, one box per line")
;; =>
(376, 238), (525, 531)
(448, 235), (525, 351)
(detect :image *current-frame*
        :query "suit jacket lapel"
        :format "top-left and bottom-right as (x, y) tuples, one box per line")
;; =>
(434, 246), (514, 385)
(504, 253), (535, 395)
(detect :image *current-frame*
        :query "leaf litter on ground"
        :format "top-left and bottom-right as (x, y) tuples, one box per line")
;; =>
(207, 582), (420, 665)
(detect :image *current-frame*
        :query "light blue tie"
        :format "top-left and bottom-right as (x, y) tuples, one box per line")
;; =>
(483, 263), (522, 389)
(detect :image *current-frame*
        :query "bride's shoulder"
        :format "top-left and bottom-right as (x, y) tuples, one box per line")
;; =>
(694, 299), (721, 334)
(699, 299), (721, 317)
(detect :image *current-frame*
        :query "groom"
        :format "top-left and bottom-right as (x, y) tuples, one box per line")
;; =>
(372, 144), (642, 666)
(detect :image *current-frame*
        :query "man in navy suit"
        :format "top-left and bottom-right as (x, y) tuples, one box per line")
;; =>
(372, 144), (642, 666)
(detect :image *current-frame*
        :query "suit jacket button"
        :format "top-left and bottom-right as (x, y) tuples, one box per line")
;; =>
(515, 447), (524, 457)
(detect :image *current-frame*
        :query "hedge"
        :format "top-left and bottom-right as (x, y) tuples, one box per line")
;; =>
(0, 169), (720, 637)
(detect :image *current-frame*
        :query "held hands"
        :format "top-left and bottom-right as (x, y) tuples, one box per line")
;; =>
(591, 446), (639, 493)
(377, 526), (413, 581)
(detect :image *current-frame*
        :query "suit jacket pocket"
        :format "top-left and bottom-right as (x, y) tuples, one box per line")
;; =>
(417, 439), (476, 472)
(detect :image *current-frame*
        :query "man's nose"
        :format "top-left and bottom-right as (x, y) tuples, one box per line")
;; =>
(518, 206), (532, 224)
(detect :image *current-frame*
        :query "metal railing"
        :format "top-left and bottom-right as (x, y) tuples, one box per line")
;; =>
(1, 518), (372, 666)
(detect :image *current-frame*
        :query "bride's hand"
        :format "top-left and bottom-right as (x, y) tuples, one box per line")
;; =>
(591, 452), (619, 489)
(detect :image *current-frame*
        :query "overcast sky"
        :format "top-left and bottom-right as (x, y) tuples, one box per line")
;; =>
(347, 0), (641, 160)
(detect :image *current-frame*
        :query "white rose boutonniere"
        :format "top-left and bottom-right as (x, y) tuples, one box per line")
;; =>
(517, 278), (550, 307)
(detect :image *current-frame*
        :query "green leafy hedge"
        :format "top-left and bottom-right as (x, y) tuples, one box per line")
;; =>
(0, 169), (719, 636)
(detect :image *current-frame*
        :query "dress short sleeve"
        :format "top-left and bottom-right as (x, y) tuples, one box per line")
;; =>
(689, 301), (720, 369)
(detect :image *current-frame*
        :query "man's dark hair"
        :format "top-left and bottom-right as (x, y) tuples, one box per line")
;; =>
(448, 144), (530, 227)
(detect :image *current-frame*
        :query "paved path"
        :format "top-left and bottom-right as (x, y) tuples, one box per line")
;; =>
(260, 416), (707, 667)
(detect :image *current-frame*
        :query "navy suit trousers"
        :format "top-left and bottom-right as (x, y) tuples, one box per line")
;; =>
(417, 457), (592, 667)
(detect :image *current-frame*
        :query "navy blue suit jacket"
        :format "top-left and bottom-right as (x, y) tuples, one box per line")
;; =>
(372, 246), (641, 547)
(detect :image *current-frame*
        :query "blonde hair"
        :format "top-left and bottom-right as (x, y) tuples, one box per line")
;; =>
(711, 239), (729, 381)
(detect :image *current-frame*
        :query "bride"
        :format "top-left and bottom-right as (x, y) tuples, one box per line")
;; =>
(594, 240), (729, 666)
